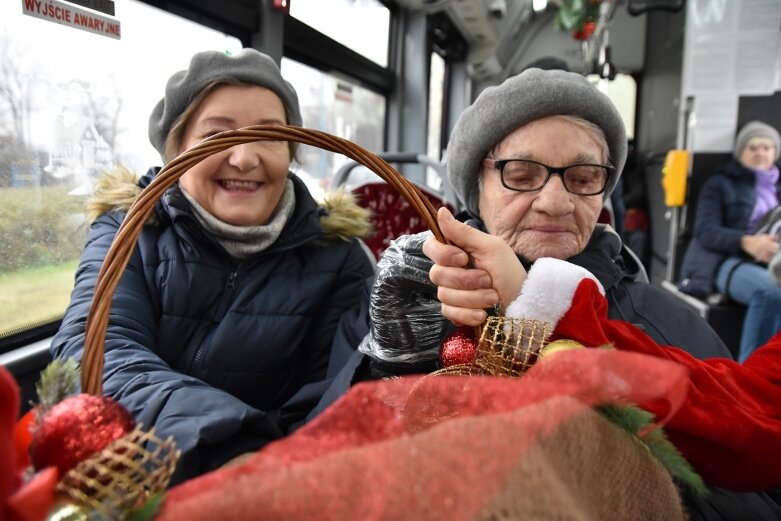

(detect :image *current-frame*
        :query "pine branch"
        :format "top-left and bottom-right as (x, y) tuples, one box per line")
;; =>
(598, 404), (707, 497)
(35, 358), (80, 414)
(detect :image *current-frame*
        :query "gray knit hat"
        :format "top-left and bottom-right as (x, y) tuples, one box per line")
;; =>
(733, 121), (781, 161)
(148, 48), (302, 158)
(447, 68), (627, 217)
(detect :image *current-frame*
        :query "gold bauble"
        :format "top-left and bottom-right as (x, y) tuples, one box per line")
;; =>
(538, 339), (585, 358)
(46, 500), (89, 521)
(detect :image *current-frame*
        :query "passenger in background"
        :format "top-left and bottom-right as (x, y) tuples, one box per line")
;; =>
(678, 121), (781, 362)
(50, 48), (374, 484)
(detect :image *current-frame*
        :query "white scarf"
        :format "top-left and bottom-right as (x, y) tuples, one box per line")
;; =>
(180, 179), (296, 259)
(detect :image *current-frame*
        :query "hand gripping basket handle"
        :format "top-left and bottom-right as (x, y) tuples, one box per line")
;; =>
(81, 125), (445, 395)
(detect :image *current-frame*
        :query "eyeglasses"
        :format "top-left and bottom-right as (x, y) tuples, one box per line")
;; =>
(483, 158), (612, 196)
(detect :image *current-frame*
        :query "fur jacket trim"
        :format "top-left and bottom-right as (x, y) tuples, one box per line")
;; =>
(85, 167), (372, 241)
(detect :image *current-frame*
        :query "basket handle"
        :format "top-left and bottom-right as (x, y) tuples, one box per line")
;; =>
(81, 125), (445, 395)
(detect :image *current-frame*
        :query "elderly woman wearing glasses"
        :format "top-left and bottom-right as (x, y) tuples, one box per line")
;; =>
(345, 68), (732, 380)
(321, 68), (781, 519)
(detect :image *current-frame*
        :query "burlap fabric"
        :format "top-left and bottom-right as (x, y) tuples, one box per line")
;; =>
(475, 403), (686, 520)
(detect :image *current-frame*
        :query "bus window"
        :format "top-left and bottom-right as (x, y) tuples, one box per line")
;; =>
(426, 51), (446, 191)
(289, 0), (390, 67)
(0, 0), (241, 346)
(588, 73), (637, 139)
(282, 58), (386, 193)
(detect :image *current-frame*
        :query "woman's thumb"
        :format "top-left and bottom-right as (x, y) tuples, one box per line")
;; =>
(437, 206), (493, 256)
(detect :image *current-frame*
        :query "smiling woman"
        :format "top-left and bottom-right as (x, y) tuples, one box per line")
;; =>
(176, 85), (292, 227)
(48, 48), (375, 485)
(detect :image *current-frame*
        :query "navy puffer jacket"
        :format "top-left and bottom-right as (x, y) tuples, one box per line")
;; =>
(51, 168), (374, 483)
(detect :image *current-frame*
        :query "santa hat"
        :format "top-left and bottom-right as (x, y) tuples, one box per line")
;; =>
(504, 258), (618, 349)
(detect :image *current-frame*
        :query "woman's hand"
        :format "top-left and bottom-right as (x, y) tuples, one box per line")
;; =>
(740, 233), (779, 264)
(422, 207), (526, 326)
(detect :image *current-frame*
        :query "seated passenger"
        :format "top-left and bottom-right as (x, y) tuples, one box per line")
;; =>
(358, 68), (731, 376)
(338, 68), (779, 519)
(679, 121), (781, 361)
(50, 48), (374, 484)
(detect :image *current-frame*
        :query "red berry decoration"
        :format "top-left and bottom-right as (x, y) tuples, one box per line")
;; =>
(30, 394), (135, 477)
(439, 327), (478, 367)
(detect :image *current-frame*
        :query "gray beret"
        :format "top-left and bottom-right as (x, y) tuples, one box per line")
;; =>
(148, 48), (302, 158)
(447, 68), (627, 217)
(734, 120), (781, 161)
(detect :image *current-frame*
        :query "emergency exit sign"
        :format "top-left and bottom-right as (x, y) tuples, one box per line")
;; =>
(21, 0), (121, 40)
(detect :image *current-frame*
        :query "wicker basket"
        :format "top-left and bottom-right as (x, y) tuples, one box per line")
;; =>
(81, 125), (445, 395)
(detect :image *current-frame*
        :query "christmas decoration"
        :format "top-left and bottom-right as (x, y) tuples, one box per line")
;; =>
(435, 317), (551, 377)
(151, 349), (696, 521)
(428, 268), (706, 496)
(35, 359), (80, 415)
(598, 404), (705, 495)
(30, 394), (135, 477)
(439, 327), (478, 367)
(25, 359), (136, 478)
(12, 409), (34, 476)
(538, 338), (584, 358)
(571, 21), (596, 41)
(2, 365), (58, 521)
(55, 427), (175, 519)
(44, 500), (90, 520)
(554, 0), (602, 40)
(11, 359), (180, 521)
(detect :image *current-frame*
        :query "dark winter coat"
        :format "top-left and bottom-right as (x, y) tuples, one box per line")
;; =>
(50, 167), (375, 484)
(316, 223), (733, 411)
(678, 160), (781, 297)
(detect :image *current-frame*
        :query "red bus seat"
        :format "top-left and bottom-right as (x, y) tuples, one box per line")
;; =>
(350, 181), (453, 260)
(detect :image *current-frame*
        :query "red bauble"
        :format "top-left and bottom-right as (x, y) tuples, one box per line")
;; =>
(29, 394), (135, 476)
(439, 327), (478, 367)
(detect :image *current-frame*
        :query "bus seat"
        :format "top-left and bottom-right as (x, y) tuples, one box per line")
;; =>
(333, 153), (455, 259)
(349, 181), (453, 259)
(598, 205), (614, 226)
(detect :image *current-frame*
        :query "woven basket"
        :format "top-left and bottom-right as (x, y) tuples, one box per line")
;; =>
(81, 125), (445, 395)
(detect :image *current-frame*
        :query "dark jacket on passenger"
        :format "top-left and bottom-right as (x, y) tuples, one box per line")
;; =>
(316, 222), (781, 521)
(317, 222), (733, 409)
(50, 167), (374, 484)
(678, 160), (781, 297)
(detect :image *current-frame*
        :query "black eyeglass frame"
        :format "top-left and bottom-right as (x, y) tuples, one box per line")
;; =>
(484, 158), (614, 196)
